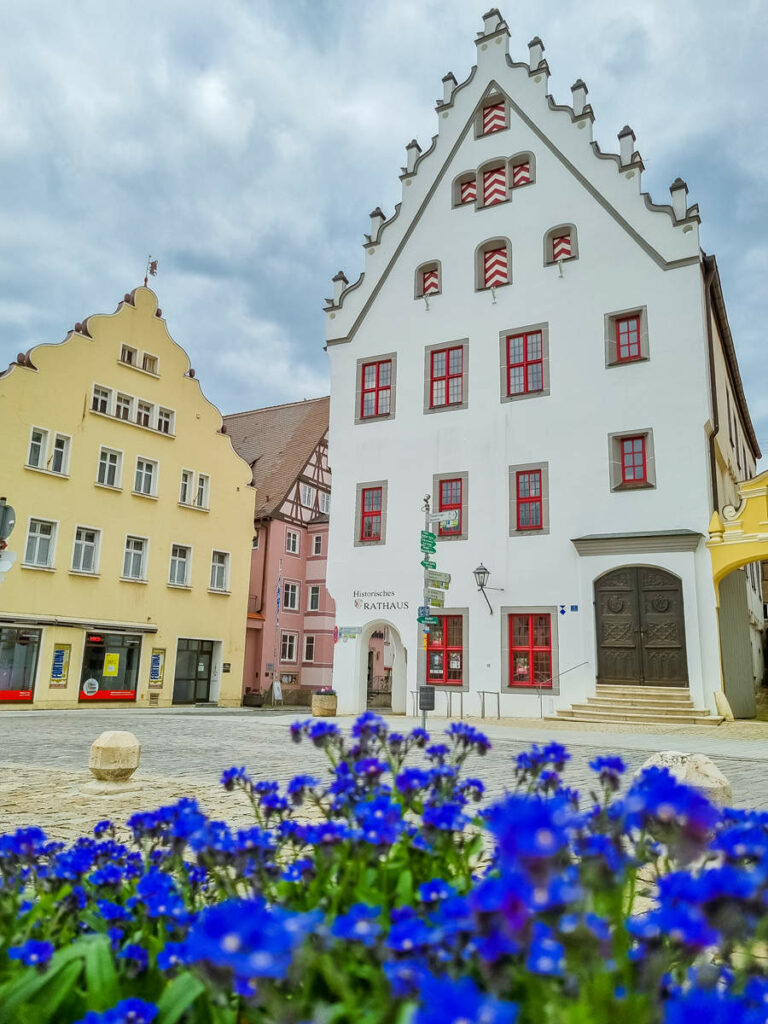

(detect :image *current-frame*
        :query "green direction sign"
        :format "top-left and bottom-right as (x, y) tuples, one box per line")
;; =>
(417, 615), (439, 625)
(420, 530), (437, 543)
(420, 540), (436, 554)
(420, 559), (436, 570)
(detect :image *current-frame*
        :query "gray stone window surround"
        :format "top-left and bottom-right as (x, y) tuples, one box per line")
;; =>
(499, 605), (560, 695)
(354, 352), (397, 426)
(452, 171), (478, 208)
(543, 223), (579, 266)
(509, 151), (536, 188)
(475, 237), (512, 292)
(426, 607), (470, 692)
(423, 339), (469, 415)
(432, 471), (469, 542)
(476, 157), (510, 210)
(473, 94), (510, 138)
(608, 428), (656, 491)
(498, 322), (550, 402)
(508, 461), (550, 536)
(414, 260), (442, 300)
(604, 305), (649, 367)
(354, 479), (388, 547)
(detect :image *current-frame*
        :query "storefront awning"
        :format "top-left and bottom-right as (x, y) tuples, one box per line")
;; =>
(0, 613), (158, 634)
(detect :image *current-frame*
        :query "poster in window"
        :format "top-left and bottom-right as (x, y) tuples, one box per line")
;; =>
(50, 644), (71, 688)
(103, 653), (120, 677)
(449, 653), (461, 671)
(149, 648), (165, 687)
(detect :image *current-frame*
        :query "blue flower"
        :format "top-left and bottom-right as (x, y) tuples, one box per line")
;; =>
(396, 767), (431, 794)
(486, 794), (573, 876)
(93, 820), (113, 836)
(286, 775), (320, 804)
(8, 939), (54, 969)
(75, 998), (158, 1024)
(118, 943), (149, 975)
(526, 924), (565, 976)
(96, 899), (130, 923)
(383, 957), (431, 998)
(281, 858), (314, 882)
(418, 878), (456, 903)
(354, 757), (388, 779)
(330, 904), (381, 946)
(423, 801), (469, 832)
(415, 974), (518, 1024)
(386, 917), (435, 953)
(351, 711), (388, 738)
(156, 941), (188, 971)
(445, 722), (491, 755)
(221, 766), (253, 790)
(589, 755), (627, 792)
(409, 727), (429, 747)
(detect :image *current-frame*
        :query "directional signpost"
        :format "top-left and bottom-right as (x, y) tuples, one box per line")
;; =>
(428, 509), (459, 527)
(426, 570), (451, 586)
(420, 559), (436, 570)
(427, 589), (444, 608)
(417, 615), (438, 625)
(420, 530), (437, 553)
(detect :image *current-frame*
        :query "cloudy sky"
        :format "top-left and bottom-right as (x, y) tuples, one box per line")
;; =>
(1, 0), (766, 460)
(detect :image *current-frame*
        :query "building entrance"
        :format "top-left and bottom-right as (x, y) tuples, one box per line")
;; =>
(595, 566), (688, 687)
(366, 629), (392, 708)
(172, 639), (214, 704)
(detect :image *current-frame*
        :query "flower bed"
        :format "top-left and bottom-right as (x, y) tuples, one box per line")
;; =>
(1, 712), (767, 1023)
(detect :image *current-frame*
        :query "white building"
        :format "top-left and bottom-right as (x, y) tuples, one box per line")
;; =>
(325, 10), (763, 721)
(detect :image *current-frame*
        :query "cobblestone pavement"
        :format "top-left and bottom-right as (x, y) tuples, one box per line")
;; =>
(1, 708), (768, 840)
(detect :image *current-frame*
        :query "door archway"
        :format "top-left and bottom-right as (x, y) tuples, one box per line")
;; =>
(594, 566), (688, 687)
(357, 621), (407, 714)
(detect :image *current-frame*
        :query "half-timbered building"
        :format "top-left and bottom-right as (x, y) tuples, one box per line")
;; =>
(224, 397), (335, 700)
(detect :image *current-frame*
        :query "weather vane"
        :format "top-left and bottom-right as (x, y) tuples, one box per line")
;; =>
(144, 255), (158, 287)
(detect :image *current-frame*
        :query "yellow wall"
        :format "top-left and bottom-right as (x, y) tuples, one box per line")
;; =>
(0, 287), (254, 709)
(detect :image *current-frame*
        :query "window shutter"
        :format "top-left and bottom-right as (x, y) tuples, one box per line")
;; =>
(460, 179), (477, 204)
(483, 247), (508, 288)
(552, 233), (571, 260)
(483, 167), (506, 205)
(512, 162), (531, 187)
(482, 103), (505, 134)
(422, 269), (439, 295)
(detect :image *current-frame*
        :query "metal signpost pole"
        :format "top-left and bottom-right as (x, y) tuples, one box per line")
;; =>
(420, 494), (431, 730)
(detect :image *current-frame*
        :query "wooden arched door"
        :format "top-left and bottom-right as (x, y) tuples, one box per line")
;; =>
(595, 566), (688, 686)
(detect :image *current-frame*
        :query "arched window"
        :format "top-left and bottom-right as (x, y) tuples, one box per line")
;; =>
(475, 95), (508, 137)
(475, 238), (511, 291)
(478, 159), (508, 207)
(509, 152), (535, 189)
(543, 224), (579, 266)
(452, 172), (477, 208)
(414, 260), (442, 299)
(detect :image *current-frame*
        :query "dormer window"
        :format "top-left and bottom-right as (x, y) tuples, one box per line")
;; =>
(544, 225), (579, 266)
(476, 238), (511, 290)
(510, 153), (535, 188)
(482, 165), (506, 206)
(480, 100), (506, 136)
(414, 261), (441, 299)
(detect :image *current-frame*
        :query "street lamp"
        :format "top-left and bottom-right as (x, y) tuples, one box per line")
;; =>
(473, 563), (503, 614)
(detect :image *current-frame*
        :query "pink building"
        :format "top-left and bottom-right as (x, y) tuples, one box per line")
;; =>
(224, 398), (335, 701)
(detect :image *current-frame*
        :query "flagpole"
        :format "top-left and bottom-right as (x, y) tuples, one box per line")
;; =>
(271, 557), (282, 705)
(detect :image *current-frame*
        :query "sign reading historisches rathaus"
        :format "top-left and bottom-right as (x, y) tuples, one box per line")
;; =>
(352, 589), (410, 612)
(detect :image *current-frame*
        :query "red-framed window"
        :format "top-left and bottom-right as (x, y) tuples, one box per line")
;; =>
(506, 331), (543, 395)
(360, 360), (392, 419)
(620, 436), (647, 484)
(552, 233), (571, 260)
(427, 615), (463, 686)
(616, 315), (641, 362)
(430, 347), (463, 408)
(516, 470), (542, 530)
(360, 487), (382, 541)
(460, 178), (477, 204)
(483, 167), (506, 205)
(438, 478), (462, 536)
(422, 269), (439, 295)
(512, 161), (531, 187)
(482, 103), (505, 134)
(509, 614), (552, 688)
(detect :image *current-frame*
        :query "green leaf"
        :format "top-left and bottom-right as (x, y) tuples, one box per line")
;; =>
(83, 935), (119, 1010)
(395, 869), (413, 906)
(0, 951), (85, 1024)
(25, 960), (83, 1022)
(156, 971), (207, 1024)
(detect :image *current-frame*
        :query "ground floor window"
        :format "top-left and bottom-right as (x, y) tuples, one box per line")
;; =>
(172, 638), (214, 704)
(0, 627), (41, 701)
(427, 615), (463, 686)
(79, 632), (141, 701)
(508, 614), (552, 687)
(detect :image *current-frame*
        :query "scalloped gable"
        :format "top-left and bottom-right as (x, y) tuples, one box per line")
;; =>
(325, 11), (702, 344)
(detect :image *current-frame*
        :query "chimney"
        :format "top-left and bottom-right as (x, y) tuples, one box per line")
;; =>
(669, 178), (689, 221)
(442, 72), (457, 104)
(618, 125), (636, 166)
(369, 207), (386, 239)
(332, 271), (348, 305)
(571, 79), (588, 117)
(480, 8), (503, 35)
(405, 139), (422, 174)
(528, 36), (545, 69)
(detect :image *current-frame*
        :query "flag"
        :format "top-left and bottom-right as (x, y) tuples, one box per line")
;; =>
(276, 575), (281, 612)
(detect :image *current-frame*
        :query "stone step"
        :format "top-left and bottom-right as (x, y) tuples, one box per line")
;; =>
(586, 696), (696, 709)
(570, 702), (706, 718)
(550, 708), (724, 726)
(595, 685), (691, 698)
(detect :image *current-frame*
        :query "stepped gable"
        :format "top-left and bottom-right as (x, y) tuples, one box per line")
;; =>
(224, 396), (329, 518)
(325, 8), (702, 344)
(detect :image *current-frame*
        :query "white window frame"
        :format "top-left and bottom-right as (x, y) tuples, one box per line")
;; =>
(136, 400), (153, 428)
(97, 447), (123, 489)
(134, 457), (158, 497)
(157, 408), (174, 435)
(313, 535), (323, 556)
(308, 584), (320, 611)
(122, 535), (148, 581)
(50, 433), (71, 475)
(71, 525), (101, 575)
(319, 491), (331, 515)
(280, 631), (298, 663)
(286, 530), (299, 554)
(169, 543), (192, 587)
(116, 393), (133, 421)
(27, 426), (49, 469)
(196, 473), (210, 509)
(142, 353), (159, 375)
(303, 634), (316, 663)
(24, 517), (58, 569)
(179, 469), (194, 505)
(120, 344), (138, 366)
(300, 483), (315, 508)
(210, 550), (230, 592)
(92, 385), (112, 415)
(283, 581), (299, 611)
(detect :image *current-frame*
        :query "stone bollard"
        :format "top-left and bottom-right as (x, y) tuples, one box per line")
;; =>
(81, 731), (142, 796)
(637, 750), (733, 807)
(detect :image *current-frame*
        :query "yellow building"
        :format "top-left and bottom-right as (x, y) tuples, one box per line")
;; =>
(0, 286), (254, 709)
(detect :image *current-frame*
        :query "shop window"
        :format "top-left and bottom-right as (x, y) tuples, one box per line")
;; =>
(79, 632), (141, 701)
(24, 519), (56, 568)
(72, 526), (100, 574)
(0, 627), (41, 702)
(210, 550), (230, 592)
(427, 615), (463, 686)
(508, 613), (553, 688)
